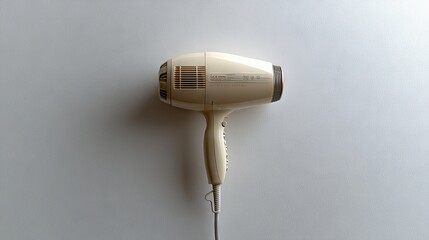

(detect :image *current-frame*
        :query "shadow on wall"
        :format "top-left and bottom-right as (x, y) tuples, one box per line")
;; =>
(93, 78), (207, 207)
(128, 87), (205, 201)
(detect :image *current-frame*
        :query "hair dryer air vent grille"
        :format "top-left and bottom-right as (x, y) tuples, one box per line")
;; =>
(174, 66), (206, 90)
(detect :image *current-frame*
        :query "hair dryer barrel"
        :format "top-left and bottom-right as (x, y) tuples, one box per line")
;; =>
(158, 52), (283, 111)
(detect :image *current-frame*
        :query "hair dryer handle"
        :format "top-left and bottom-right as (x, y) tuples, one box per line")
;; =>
(203, 110), (231, 185)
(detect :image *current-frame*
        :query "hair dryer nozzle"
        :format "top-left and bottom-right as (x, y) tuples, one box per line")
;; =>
(272, 65), (283, 102)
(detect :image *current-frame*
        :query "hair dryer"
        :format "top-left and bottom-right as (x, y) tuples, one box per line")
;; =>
(158, 52), (283, 239)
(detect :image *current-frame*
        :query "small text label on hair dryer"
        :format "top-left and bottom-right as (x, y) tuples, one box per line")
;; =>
(209, 73), (271, 82)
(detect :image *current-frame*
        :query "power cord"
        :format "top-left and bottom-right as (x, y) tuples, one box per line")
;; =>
(214, 212), (219, 240)
(205, 184), (221, 240)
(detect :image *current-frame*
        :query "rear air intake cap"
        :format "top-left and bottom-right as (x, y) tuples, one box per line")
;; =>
(159, 61), (169, 103)
(272, 65), (283, 102)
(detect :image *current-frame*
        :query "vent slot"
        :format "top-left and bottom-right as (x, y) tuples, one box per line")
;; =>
(174, 66), (206, 89)
(159, 89), (167, 99)
(160, 61), (167, 69)
(159, 73), (167, 82)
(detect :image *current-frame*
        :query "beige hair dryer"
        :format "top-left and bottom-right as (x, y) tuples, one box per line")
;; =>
(158, 52), (283, 239)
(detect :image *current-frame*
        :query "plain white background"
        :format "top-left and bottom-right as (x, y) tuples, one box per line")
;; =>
(1, 1), (428, 239)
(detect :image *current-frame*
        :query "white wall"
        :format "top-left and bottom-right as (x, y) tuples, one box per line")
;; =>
(1, 1), (428, 240)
